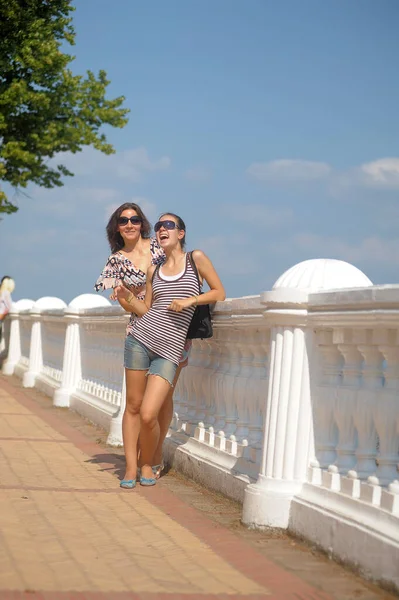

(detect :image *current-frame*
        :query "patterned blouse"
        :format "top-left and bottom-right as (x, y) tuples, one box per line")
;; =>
(95, 238), (165, 336)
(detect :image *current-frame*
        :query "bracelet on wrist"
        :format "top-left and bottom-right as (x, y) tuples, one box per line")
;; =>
(194, 295), (198, 307)
(127, 293), (133, 303)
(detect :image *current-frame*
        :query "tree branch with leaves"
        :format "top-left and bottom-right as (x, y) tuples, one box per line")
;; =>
(0, 0), (130, 214)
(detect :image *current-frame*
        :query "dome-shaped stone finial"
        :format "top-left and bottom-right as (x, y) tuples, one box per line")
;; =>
(273, 258), (372, 292)
(33, 296), (67, 310)
(68, 293), (111, 309)
(11, 299), (35, 312)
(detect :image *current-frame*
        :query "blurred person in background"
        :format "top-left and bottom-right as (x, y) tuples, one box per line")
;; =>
(0, 276), (15, 343)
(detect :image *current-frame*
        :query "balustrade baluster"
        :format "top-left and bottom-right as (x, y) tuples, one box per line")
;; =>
(221, 331), (239, 438)
(201, 338), (217, 428)
(334, 338), (361, 473)
(174, 363), (190, 430)
(185, 343), (201, 433)
(375, 337), (399, 485)
(193, 339), (208, 424)
(355, 341), (382, 479)
(233, 330), (251, 442)
(213, 330), (229, 433)
(246, 330), (265, 450)
(313, 330), (341, 469)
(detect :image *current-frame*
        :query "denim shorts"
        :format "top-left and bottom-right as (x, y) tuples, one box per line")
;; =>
(124, 335), (177, 386)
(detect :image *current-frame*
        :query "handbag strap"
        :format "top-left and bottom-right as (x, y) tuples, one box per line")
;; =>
(188, 251), (201, 294)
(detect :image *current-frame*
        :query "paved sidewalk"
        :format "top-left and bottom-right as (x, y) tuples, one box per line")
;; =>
(0, 377), (394, 600)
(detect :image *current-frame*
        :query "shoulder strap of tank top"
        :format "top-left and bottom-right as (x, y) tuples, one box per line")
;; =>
(151, 263), (161, 283)
(188, 251), (201, 293)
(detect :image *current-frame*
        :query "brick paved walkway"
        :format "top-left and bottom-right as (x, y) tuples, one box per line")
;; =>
(0, 377), (394, 600)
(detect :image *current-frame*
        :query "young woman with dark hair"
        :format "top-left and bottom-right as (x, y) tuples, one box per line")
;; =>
(105, 202), (152, 253)
(95, 203), (189, 486)
(114, 213), (225, 487)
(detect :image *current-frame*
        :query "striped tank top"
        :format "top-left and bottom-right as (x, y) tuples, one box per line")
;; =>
(131, 253), (200, 365)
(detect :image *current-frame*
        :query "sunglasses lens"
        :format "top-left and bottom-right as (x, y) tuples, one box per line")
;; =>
(118, 216), (141, 225)
(155, 220), (176, 232)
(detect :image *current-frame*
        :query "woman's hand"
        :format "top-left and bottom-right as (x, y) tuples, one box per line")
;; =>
(109, 279), (124, 301)
(114, 285), (133, 302)
(168, 297), (196, 313)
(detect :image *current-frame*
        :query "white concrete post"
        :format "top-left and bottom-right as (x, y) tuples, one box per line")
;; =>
(22, 315), (42, 388)
(2, 300), (34, 375)
(22, 297), (66, 388)
(242, 288), (313, 528)
(242, 258), (373, 529)
(53, 316), (81, 407)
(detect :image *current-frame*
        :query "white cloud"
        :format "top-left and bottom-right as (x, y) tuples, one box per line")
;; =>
(289, 233), (399, 266)
(247, 156), (399, 193)
(53, 146), (171, 182)
(184, 166), (211, 183)
(82, 188), (121, 203)
(104, 202), (121, 221)
(247, 159), (331, 183)
(115, 148), (171, 181)
(135, 197), (159, 222)
(224, 204), (293, 227)
(360, 158), (399, 189)
(30, 186), (123, 217)
(195, 234), (260, 276)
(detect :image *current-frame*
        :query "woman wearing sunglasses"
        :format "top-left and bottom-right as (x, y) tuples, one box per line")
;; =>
(113, 212), (225, 487)
(95, 203), (189, 487)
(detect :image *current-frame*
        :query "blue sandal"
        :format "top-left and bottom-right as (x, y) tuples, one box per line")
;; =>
(140, 476), (156, 486)
(152, 463), (164, 478)
(120, 479), (136, 489)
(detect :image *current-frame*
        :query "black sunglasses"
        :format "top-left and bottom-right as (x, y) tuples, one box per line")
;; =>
(154, 219), (181, 232)
(118, 216), (142, 226)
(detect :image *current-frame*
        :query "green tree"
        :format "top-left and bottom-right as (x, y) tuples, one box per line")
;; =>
(0, 0), (129, 214)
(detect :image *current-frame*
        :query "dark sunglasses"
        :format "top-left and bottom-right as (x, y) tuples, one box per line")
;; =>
(154, 219), (180, 232)
(118, 216), (142, 226)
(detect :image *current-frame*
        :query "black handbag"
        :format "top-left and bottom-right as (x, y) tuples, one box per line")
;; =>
(186, 251), (213, 340)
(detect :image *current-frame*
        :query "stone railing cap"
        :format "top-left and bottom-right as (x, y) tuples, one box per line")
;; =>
(309, 284), (399, 309)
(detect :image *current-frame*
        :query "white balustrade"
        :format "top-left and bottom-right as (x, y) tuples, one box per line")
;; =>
(3, 259), (399, 591)
(291, 281), (399, 589)
(22, 297), (67, 388)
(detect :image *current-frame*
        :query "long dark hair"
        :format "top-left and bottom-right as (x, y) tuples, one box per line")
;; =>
(158, 212), (186, 249)
(106, 203), (151, 253)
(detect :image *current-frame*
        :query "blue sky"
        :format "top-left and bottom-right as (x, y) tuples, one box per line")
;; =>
(1, 0), (399, 303)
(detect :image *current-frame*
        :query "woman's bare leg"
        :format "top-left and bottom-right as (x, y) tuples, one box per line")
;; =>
(152, 365), (183, 468)
(140, 375), (171, 480)
(122, 368), (147, 481)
